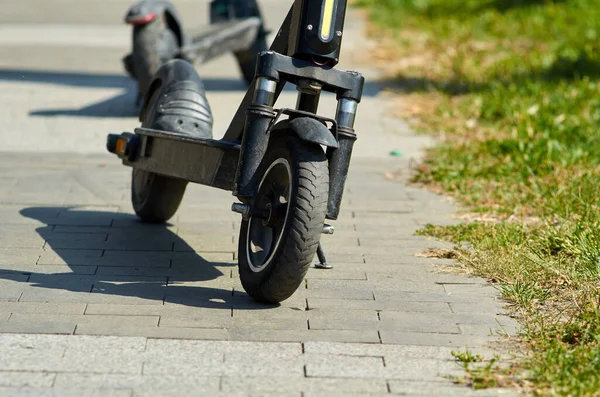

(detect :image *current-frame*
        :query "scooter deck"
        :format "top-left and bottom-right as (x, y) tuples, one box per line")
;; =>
(178, 17), (261, 64)
(108, 128), (241, 192)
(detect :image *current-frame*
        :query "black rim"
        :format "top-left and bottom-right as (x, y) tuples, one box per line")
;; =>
(246, 158), (292, 273)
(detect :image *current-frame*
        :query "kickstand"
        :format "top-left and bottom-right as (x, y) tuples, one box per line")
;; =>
(314, 243), (333, 269)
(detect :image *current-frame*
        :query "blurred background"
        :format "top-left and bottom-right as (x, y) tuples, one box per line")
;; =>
(0, 0), (291, 153)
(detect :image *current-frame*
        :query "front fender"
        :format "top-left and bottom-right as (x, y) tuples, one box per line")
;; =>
(140, 59), (213, 139)
(271, 118), (338, 149)
(125, 0), (187, 47)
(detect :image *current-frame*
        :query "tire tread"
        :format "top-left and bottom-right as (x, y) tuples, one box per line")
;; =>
(239, 137), (329, 303)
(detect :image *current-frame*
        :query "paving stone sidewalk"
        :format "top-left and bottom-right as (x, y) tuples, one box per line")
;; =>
(0, 153), (520, 396)
(0, 1), (520, 395)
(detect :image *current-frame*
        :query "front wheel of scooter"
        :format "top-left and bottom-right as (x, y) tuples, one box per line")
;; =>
(238, 135), (329, 303)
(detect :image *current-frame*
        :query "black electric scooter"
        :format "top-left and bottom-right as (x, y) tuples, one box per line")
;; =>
(108, 0), (364, 304)
(123, 0), (268, 100)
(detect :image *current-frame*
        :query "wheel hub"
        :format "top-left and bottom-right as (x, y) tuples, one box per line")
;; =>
(246, 158), (292, 273)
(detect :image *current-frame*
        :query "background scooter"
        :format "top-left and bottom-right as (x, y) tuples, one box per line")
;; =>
(123, 0), (268, 101)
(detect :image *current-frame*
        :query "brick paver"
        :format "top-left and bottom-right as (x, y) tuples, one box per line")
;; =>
(0, 0), (520, 395)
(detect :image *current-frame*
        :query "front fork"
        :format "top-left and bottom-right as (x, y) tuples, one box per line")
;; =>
(233, 74), (358, 220)
(232, 76), (278, 202)
(232, 72), (359, 269)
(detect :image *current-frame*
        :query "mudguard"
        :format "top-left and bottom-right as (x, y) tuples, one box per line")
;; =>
(141, 59), (213, 139)
(125, 0), (188, 47)
(271, 118), (339, 149)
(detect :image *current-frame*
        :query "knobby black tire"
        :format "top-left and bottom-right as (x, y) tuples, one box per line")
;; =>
(238, 136), (329, 303)
(132, 15), (178, 98)
(131, 90), (187, 223)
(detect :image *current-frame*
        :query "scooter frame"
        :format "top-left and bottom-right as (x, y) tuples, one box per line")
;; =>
(108, 0), (365, 296)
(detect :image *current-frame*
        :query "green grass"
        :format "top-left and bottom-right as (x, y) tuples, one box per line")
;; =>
(356, 0), (600, 395)
(452, 349), (504, 390)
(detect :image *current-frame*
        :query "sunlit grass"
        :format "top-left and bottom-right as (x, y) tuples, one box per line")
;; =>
(357, 0), (600, 394)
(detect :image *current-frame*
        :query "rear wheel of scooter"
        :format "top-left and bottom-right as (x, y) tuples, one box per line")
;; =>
(238, 135), (329, 303)
(131, 90), (187, 223)
(235, 34), (268, 85)
(132, 14), (178, 98)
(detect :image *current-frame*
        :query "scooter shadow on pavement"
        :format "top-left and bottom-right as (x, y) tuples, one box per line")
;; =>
(0, 68), (250, 119)
(1, 207), (275, 310)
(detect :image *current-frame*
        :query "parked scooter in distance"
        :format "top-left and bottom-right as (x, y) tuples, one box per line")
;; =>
(122, 0), (268, 102)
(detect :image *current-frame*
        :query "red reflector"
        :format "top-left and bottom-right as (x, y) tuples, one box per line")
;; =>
(126, 13), (157, 26)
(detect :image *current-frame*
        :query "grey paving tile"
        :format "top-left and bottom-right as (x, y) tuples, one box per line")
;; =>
(173, 236), (236, 252)
(74, 324), (228, 340)
(64, 335), (147, 354)
(0, 320), (75, 335)
(176, 222), (235, 234)
(383, 357), (463, 380)
(0, 207), (59, 226)
(53, 226), (119, 234)
(44, 237), (173, 251)
(221, 354), (305, 377)
(221, 376), (389, 395)
(8, 313), (159, 329)
(314, 252), (365, 264)
(0, 387), (133, 397)
(95, 267), (178, 277)
(159, 313), (234, 329)
(459, 324), (521, 338)
(379, 330), (490, 348)
(84, 304), (226, 317)
(307, 298), (453, 313)
(387, 380), (518, 396)
(0, 302), (86, 315)
(0, 264), (98, 275)
(303, 392), (390, 397)
(306, 279), (375, 295)
(142, 354), (224, 376)
(305, 355), (385, 378)
(449, 301), (511, 315)
(0, 334), (69, 352)
(443, 283), (497, 296)
(170, 251), (236, 266)
(19, 288), (163, 305)
(381, 311), (513, 329)
(231, 309), (309, 330)
(307, 310), (379, 331)
(95, 256), (170, 268)
(0, 248), (41, 265)
(228, 329), (381, 343)
(378, 312), (463, 334)
(0, 278), (27, 301)
(0, 372), (56, 388)
(305, 270), (367, 280)
(53, 374), (219, 393)
(303, 342), (456, 360)
(372, 290), (456, 303)
(38, 249), (103, 265)
(145, 339), (301, 356)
